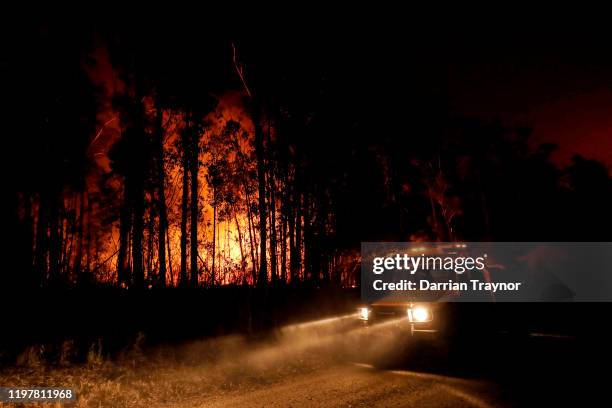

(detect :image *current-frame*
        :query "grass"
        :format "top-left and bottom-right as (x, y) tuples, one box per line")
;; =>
(0, 312), (372, 407)
(0, 334), (331, 408)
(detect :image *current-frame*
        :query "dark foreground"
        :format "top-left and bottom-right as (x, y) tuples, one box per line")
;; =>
(1, 307), (605, 407)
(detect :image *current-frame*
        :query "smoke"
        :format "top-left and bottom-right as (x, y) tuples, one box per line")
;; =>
(154, 313), (413, 380)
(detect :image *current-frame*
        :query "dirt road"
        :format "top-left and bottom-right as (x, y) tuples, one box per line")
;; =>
(182, 362), (502, 408)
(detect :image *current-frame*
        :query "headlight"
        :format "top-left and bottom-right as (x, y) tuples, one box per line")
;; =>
(408, 306), (432, 323)
(359, 307), (370, 321)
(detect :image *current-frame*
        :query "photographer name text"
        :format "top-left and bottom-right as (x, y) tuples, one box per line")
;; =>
(372, 279), (523, 292)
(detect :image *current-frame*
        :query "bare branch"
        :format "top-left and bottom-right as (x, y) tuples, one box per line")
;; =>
(231, 42), (252, 98)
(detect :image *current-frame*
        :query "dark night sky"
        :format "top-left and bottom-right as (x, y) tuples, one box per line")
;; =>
(255, 26), (612, 169)
(4, 18), (611, 168)
(445, 29), (612, 167)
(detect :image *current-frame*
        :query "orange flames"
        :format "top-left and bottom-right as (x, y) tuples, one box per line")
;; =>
(86, 91), (262, 285)
(20, 45), (295, 287)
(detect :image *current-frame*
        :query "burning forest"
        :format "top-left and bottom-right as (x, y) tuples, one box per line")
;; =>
(13, 72), (321, 288)
(4, 21), (612, 293)
(7, 28), (359, 290)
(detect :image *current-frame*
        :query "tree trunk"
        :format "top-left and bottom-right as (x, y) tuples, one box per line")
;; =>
(254, 116), (267, 287)
(147, 209), (155, 281)
(234, 209), (247, 277)
(244, 181), (258, 284)
(288, 187), (296, 285)
(117, 194), (130, 286)
(319, 189), (330, 285)
(180, 124), (189, 287)
(129, 121), (147, 289)
(294, 190), (302, 283)
(211, 188), (216, 286)
(156, 104), (167, 287)
(269, 176), (277, 283)
(302, 192), (312, 283)
(190, 125), (200, 288)
(266, 124), (277, 284)
(281, 202), (287, 284)
(131, 177), (145, 289)
(74, 191), (85, 278)
(166, 227), (174, 286)
(85, 191), (92, 275)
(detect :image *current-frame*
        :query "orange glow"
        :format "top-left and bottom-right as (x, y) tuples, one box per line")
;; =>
(28, 48), (296, 288)
(82, 87), (270, 286)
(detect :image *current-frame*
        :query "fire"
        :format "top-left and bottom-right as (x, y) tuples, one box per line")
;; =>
(20, 44), (312, 289)
(82, 86), (263, 286)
